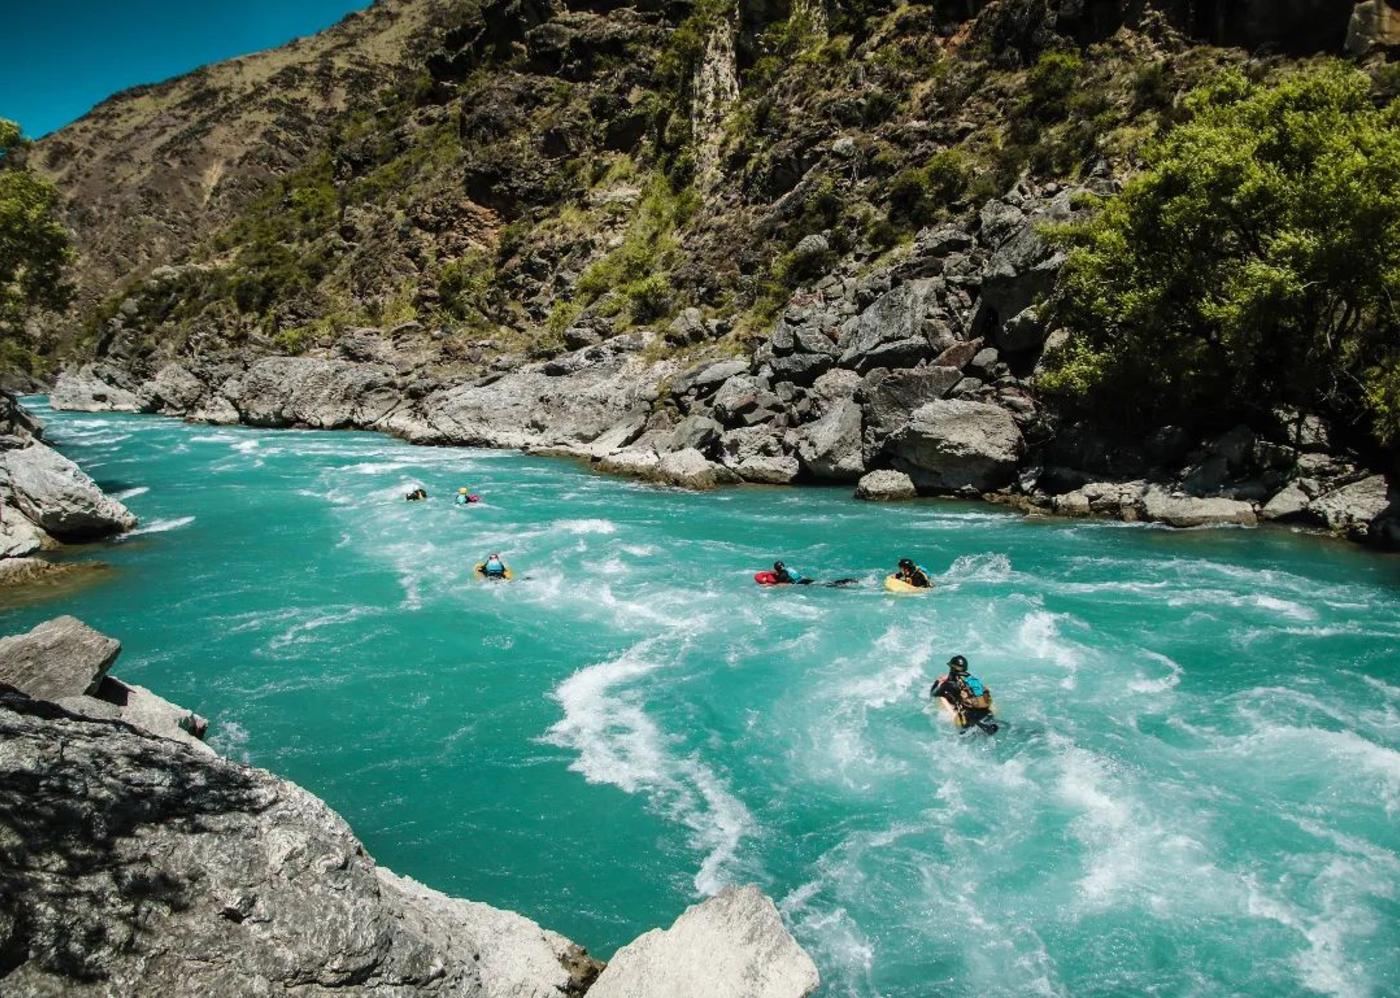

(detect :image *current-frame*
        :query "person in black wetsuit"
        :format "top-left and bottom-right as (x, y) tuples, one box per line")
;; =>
(930, 655), (997, 733)
(895, 558), (932, 588)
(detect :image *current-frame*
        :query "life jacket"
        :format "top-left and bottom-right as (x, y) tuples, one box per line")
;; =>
(483, 559), (505, 576)
(958, 675), (993, 710)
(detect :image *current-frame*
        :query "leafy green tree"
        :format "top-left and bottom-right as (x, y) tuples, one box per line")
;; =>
(0, 119), (72, 346)
(1042, 66), (1400, 444)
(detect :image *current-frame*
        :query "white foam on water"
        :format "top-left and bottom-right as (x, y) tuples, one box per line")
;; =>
(941, 552), (1013, 583)
(554, 518), (618, 535)
(127, 515), (195, 536)
(266, 605), (384, 653)
(208, 719), (251, 763)
(544, 637), (755, 897)
(190, 432), (241, 443)
(233, 439), (261, 454)
(113, 485), (150, 501)
(1125, 651), (1184, 694)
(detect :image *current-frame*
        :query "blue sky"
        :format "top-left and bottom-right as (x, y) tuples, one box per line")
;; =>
(1, 0), (373, 137)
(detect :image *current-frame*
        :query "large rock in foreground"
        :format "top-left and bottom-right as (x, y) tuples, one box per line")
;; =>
(886, 399), (1024, 492)
(0, 616), (209, 752)
(588, 885), (820, 998)
(0, 691), (601, 997)
(0, 615), (120, 701)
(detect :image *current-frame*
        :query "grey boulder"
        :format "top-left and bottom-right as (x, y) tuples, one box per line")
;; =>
(1140, 487), (1257, 528)
(0, 615), (120, 702)
(886, 400), (1024, 492)
(588, 885), (819, 998)
(854, 469), (917, 501)
(1, 442), (137, 538)
(793, 400), (865, 481)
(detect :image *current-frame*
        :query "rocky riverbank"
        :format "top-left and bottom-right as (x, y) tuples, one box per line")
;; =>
(0, 393), (137, 586)
(0, 616), (820, 997)
(52, 180), (1399, 552)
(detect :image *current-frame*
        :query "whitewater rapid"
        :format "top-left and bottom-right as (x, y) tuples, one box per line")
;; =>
(5, 400), (1398, 997)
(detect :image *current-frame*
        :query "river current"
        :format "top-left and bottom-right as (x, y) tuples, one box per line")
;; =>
(5, 400), (1399, 996)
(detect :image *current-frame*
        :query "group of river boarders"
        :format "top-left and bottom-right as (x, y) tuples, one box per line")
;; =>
(404, 484), (995, 732)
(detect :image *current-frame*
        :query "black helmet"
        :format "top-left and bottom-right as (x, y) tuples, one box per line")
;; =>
(899, 558), (914, 570)
(947, 655), (969, 673)
(774, 560), (785, 572)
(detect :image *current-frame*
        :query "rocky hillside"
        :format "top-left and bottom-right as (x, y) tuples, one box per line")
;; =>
(28, 0), (465, 314)
(22, 0), (1400, 548)
(0, 616), (821, 997)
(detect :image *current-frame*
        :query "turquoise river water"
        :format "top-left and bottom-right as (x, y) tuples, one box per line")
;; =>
(4, 399), (1399, 996)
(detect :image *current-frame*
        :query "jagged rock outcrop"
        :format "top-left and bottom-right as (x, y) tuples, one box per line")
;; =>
(0, 691), (599, 997)
(50, 365), (144, 412)
(587, 886), (820, 998)
(0, 616), (209, 752)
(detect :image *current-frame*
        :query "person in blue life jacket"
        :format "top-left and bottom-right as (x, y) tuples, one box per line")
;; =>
(479, 553), (508, 579)
(895, 558), (932, 588)
(773, 560), (805, 585)
(455, 487), (481, 506)
(931, 655), (997, 733)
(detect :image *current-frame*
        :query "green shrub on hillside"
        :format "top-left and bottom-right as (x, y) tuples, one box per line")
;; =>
(887, 149), (970, 225)
(0, 119), (72, 343)
(1043, 65), (1400, 443)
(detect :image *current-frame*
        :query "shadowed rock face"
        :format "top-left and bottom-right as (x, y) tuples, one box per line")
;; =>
(0, 691), (601, 997)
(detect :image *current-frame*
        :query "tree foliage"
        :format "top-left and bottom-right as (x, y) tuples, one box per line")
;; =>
(1042, 66), (1400, 444)
(0, 119), (72, 344)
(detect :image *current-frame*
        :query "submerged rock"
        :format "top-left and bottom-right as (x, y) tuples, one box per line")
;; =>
(588, 885), (819, 998)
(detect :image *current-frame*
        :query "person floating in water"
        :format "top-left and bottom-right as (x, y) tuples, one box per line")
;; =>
(455, 487), (481, 506)
(477, 553), (510, 580)
(895, 558), (932, 588)
(930, 655), (997, 734)
(405, 487), (428, 502)
(772, 560), (805, 584)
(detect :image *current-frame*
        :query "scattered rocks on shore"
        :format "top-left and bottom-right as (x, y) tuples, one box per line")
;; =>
(42, 179), (1398, 550)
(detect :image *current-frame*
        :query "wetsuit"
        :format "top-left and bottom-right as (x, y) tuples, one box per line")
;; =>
(899, 567), (932, 588)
